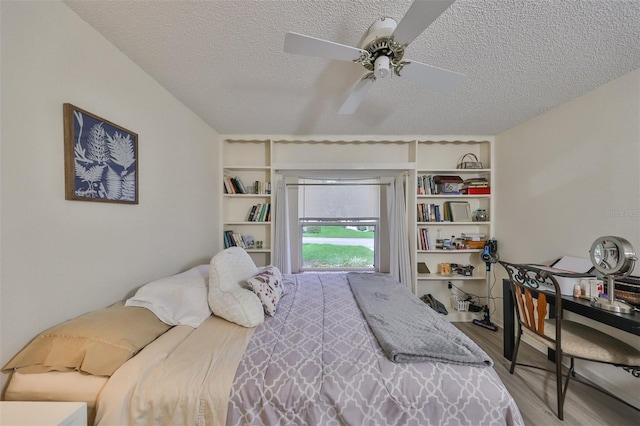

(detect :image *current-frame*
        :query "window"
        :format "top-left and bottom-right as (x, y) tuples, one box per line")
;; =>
(298, 179), (380, 272)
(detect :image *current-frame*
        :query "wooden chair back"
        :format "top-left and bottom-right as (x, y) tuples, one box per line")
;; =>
(500, 262), (563, 347)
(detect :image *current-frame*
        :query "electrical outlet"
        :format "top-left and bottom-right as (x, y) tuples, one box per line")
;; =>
(447, 281), (453, 289)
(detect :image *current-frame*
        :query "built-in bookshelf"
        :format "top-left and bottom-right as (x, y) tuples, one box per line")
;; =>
(412, 140), (493, 321)
(221, 139), (272, 266)
(219, 137), (495, 321)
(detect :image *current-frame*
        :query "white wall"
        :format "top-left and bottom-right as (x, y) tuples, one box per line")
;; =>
(495, 69), (640, 407)
(0, 1), (219, 390)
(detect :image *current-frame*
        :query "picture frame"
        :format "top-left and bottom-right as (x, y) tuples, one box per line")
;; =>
(450, 202), (471, 222)
(64, 103), (138, 204)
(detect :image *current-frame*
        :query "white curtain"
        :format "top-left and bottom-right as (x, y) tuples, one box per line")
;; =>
(274, 179), (291, 273)
(386, 174), (411, 288)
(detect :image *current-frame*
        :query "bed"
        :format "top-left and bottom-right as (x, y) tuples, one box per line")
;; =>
(3, 248), (523, 425)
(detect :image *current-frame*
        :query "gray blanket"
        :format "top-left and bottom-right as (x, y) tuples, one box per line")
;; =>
(348, 272), (493, 366)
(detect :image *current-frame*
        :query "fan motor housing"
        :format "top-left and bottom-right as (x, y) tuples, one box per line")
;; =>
(360, 18), (406, 72)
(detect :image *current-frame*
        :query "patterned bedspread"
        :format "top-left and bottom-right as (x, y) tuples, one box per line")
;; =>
(227, 273), (523, 425)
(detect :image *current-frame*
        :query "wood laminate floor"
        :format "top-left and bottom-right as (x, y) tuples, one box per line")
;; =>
(454, 322), (640, 426)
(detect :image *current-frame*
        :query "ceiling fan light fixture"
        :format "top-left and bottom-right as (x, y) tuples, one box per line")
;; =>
(283, 0), (464, 114)
(374, 56), (390, 79)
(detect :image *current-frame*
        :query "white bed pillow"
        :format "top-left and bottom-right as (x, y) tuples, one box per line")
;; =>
(125, 265), (212, 328)
(208, 247), (264, 327)
(245, 265), (284, 316)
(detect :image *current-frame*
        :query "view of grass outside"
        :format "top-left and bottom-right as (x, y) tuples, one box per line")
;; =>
(302, 225), (375, 269)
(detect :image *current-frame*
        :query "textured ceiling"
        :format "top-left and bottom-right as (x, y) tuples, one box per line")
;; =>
(64, 0), (640, 136)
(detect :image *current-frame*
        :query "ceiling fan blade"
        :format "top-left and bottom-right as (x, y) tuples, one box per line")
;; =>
(284, 32), (366, 62)
(392, 0), (455, 46)
(338, 74), (375, 115)
(399, 60), (464, 94)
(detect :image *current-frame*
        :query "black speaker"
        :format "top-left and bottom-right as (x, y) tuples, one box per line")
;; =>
(481, 239), (499, 263)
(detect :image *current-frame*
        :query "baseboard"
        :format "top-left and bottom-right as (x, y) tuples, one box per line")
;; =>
(444, 311), (482, 322)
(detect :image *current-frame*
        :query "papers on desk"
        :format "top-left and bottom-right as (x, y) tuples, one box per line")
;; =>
(551, 256), (594, 274)
(529, 256), (595, 296)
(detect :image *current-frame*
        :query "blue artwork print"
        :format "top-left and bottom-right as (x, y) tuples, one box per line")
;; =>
(72, 110), (137, 201)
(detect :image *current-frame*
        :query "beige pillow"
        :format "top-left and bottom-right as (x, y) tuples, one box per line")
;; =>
(208, 247), (264, 327)
(2, 302), (170, 376)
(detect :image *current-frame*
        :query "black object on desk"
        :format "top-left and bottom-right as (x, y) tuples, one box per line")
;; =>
(502, 279), (640, 361)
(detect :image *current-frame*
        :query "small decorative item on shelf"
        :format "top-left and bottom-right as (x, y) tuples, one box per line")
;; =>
(456, 153), (483, 169)
(433, 175), (463, 194)
(439, 263), (452, 276)
(417, 262), (430, 274)
(472, 209), (488, 222)
(452, 263), (475, 276)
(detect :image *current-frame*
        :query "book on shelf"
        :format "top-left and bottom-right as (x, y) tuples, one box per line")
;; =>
(223, 175), (254, 194)
(247, 205), (257, 221)
(417, 228), (432, 250)
(230, 179), (271, 195)
(223, 175), (235, 194)
(462, 178), (489, 188)
(460, 187), (490, 195)
(254, 181), (272, 195)
(224, 230), (256, 249)
(417, 175), (436, 195)
(223, 175), (249, 194)
(417, 203), (445, 222)
(247, 203), (271, 222)
(233, 176), (248, 194)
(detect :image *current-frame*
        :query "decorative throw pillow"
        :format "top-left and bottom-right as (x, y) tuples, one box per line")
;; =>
(245, 265), (283, 316)
(125, 265), (212, 328)
(208, 247), (264, 327)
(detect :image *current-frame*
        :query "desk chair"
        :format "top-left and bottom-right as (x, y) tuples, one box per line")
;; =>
(499, 261), (640, 420)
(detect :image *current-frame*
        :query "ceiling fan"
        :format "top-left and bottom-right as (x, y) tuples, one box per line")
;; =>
(283, 0), (464, 114)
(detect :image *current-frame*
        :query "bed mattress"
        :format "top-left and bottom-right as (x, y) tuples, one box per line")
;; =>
(95, 273), (523, 425)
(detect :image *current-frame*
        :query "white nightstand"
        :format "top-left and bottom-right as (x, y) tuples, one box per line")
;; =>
(0, 401), (87, 426)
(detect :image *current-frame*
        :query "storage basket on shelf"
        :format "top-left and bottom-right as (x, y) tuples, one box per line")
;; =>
(451, 295), (470, 312)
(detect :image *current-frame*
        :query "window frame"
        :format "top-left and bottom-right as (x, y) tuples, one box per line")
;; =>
(299, 217), (379, 272)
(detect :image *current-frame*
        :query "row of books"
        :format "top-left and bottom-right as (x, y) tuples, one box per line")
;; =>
(247, 203), (271, 222)
(417, 203), (442, 222)
(417, 175), (491, 195)
(460, 178), (490, 195)
(418, 202), (477, 222)
(417, 175), (437, 195)
(223, 175), (271, 194)
(223, 230), (255, 249)
(417, 228), (433, 250)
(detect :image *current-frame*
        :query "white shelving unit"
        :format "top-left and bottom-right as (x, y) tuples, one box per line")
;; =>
(412, 140), (494, 321)
(219, 137), (495, 321)
(221, 140), (273, 267)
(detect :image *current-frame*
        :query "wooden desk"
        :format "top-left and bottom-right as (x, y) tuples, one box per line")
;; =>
(502, 279), (640, 361)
